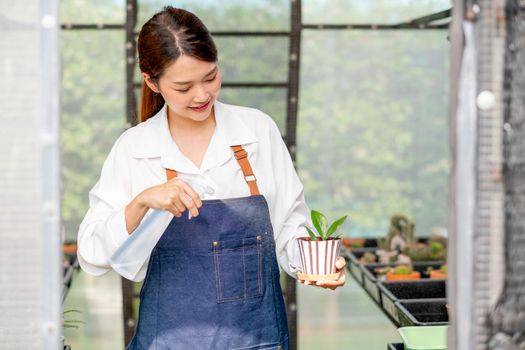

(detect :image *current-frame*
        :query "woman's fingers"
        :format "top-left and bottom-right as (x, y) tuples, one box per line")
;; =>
(335, 256), (346, 270)
(178, 181), (202, 218)
(179, 181), (202, 209)
(166, 178), (203, 218)
(167, 205), (182, 218)
(315, 273), (346, 290)
(298, 257), (347, 290)
(179, 192), (199, 218)
(170, 192), (186, 214)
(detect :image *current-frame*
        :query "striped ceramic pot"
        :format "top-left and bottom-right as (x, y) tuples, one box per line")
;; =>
(296, 237), (341, 281)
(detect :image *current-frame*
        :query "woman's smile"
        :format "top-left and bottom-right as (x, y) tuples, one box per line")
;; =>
(189, 100), (211, 113)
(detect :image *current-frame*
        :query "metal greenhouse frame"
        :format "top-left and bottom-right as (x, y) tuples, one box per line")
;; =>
(60, 1), (473, 349)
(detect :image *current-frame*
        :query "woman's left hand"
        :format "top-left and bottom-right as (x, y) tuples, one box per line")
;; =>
(298, 256), (346, 290)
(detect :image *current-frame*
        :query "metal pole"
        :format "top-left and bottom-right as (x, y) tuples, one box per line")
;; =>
(122, 0), (138, 347)
(126, 0), (138, 127)
(285, 1), (302, 349)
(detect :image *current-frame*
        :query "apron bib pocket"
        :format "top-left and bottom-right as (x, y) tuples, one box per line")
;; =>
(213, 235), (263, 303)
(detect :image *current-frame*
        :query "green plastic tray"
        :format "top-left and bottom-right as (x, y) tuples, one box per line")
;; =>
(398, 325), (447, 350)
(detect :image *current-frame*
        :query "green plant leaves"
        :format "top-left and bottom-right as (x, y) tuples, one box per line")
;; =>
(309, 210), (348, 240)
(325, 215), (348, 239)
(306, 227), (318, 240)
(311, 210), (328, 237)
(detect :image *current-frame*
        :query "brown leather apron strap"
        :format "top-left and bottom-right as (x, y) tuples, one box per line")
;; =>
(166, 168), (177, 181)
(164, 146), (260, 196)
(231, 145), (260, 196)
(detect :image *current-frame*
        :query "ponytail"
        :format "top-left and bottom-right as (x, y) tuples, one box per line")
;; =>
(140, 80), (165, 122)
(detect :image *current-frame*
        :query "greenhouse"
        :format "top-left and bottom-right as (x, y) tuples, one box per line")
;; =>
(1, 0), (524, 349)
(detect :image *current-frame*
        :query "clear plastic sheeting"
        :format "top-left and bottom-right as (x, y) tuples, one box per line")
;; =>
(489, 1), (525, 348)
(302, 0), (450, 25)
(0, 0), (61, 348)
(137, 0), (290, 31)
(297, 30), (449, 237)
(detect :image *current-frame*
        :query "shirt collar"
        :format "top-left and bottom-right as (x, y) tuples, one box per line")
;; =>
(130, 101), (258, 174)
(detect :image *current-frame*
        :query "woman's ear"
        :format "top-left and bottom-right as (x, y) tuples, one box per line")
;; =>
(143, 73), (160, 94)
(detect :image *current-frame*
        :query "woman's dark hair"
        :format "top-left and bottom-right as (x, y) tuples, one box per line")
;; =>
(137, 6), (218, 122)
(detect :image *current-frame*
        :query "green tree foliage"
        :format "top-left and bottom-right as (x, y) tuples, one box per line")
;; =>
(297, 28), (449, 237)
(60, 29), (125, 240)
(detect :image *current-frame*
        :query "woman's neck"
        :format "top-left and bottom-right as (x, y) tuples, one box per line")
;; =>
(166, 107), (217, 169)
(167, 107), (216, 137)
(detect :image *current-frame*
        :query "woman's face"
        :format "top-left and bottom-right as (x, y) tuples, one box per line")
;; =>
(145, 55), (222, 123)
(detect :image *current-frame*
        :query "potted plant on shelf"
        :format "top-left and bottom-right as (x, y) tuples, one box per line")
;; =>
(385, 214), (416, 250)
(297, 210), (348, 281)
(341, 237), (366, 249)
(429, 241), (446, 261)
(375, 214), (416, 264)
(359, 251), (377, 264)
(63, 242), (77, 255)
(427, 265), (448, 279)
(385, 265), (421, 281)
(405, 242), (431, 262)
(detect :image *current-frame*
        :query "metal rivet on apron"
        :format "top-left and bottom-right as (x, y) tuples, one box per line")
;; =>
(256, 235), (261, 241)
(213, 241), (218, 246)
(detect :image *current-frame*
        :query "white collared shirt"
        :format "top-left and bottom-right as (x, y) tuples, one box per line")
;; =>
(77, 101), (309, 281)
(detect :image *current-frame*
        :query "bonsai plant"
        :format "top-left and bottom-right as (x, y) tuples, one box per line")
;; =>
(386, 214), (415, 250)
(385, 265), (421, 281)
(375, 214), (415, 264)
(297, 210), (348, 281)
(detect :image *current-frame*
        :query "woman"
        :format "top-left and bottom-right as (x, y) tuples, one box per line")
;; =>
(77, 6), (346, 350)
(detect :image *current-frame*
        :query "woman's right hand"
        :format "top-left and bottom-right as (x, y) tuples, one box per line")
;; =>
(138, 178), (203, 218)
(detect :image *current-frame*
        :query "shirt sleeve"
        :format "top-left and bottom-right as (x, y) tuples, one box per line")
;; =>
(76, 133), (135, 277)
(267, 121), (311, 279)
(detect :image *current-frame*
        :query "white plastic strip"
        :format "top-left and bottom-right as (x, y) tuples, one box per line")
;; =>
(454, 20), (478, 350)
(40, 0), (61, 348)
(0, 0), (61, 348)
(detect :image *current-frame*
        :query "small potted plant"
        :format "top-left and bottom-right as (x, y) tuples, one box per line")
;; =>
(297, 210), (348, 281)
(428, 265), (448, 279)
(405, 242), (431, 262)
(359, 251), (377, 264)
(429, 241), (446, 261)
(385, 265), (421, 281)
(376, 249), (399, 264)
(341, 237), (365, 249)
(63, 242), (78, 255)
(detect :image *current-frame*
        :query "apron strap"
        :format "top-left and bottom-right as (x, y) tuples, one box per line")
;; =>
(166, 168), (177, 181)
(164, 145), (260, 196)
(231, 145), (260, 196)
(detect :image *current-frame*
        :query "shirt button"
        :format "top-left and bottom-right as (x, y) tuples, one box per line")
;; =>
(205, 186), (215, 195)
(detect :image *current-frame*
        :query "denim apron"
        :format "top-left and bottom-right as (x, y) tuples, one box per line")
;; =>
(127, 146), (289, 350)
